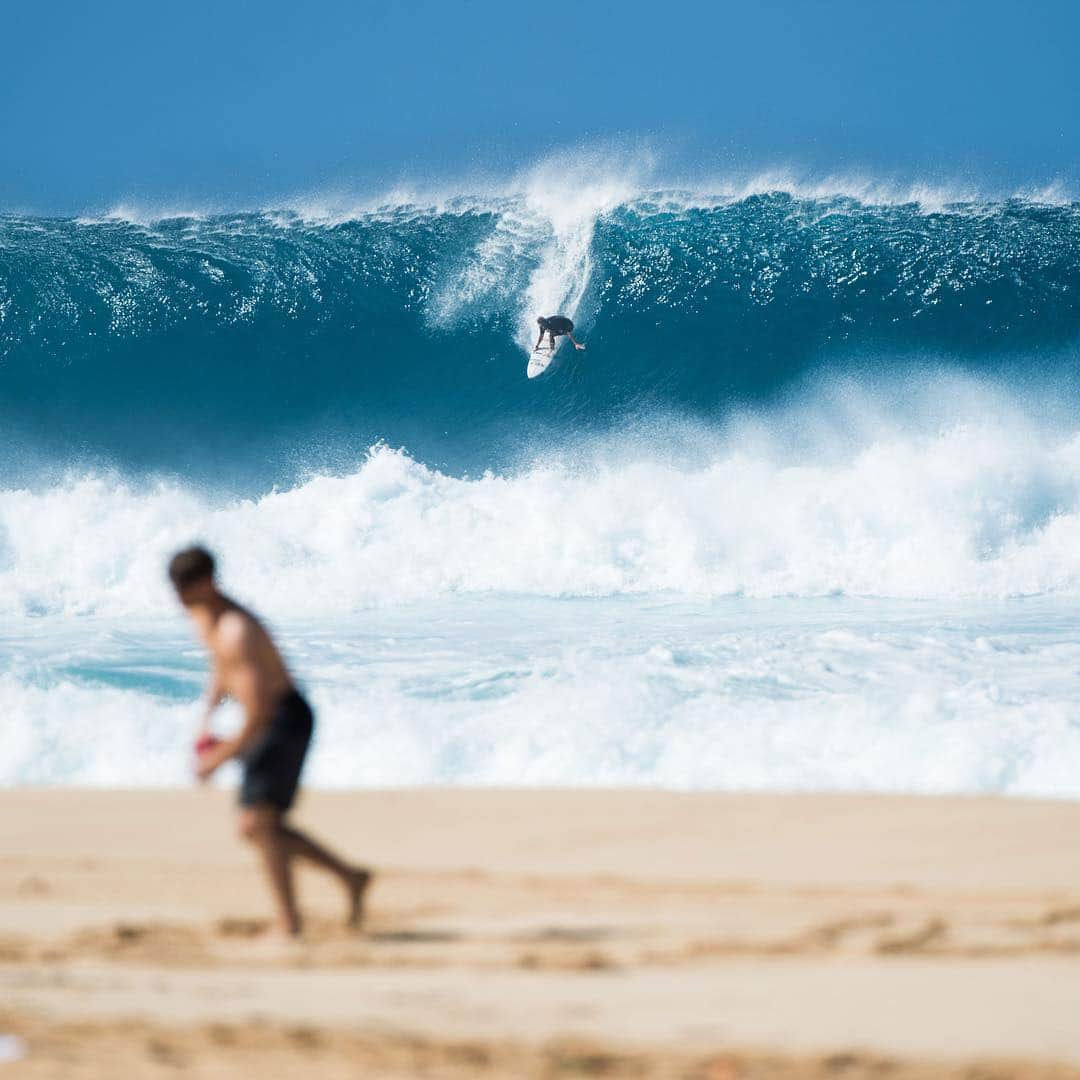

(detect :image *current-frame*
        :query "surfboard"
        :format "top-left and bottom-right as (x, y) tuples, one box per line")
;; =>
(527, 341), (558, 379)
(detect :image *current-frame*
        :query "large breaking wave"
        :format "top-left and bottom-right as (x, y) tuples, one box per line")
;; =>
(3, 178), (1080, 478)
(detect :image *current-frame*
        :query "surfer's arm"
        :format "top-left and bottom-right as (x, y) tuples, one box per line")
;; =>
(535, 330), (545, 349)
(568, 333), (586, 351)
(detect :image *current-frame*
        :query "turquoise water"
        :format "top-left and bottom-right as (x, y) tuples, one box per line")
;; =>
(4, 176), (1080, 790)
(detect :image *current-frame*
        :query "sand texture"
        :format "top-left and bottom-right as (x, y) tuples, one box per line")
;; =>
(3, 788), (1080, 1077)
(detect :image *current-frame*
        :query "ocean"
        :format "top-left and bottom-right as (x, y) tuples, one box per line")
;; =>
(5, 171), (1080, 793)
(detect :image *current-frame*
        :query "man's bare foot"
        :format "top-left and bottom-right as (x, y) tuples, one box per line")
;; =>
(219, 928), (306, 963)
(347, 868), (372, 929)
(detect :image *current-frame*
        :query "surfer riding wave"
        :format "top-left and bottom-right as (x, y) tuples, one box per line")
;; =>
(535, 315), (586, 352)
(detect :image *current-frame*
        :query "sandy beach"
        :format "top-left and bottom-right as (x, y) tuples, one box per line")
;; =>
(2, 788), (1080, 1076)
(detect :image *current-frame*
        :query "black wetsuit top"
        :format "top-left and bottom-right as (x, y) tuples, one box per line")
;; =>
(541, 316), (574, 335)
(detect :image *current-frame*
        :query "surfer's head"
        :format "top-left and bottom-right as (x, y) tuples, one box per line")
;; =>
(168, 545), (216, 605)
(537, 316), (547, 327)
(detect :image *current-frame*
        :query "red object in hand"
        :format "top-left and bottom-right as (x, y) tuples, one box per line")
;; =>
(194, 734), (222, 756)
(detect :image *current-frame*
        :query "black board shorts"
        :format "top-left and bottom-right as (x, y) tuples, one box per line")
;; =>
(239, 690), (314, 812)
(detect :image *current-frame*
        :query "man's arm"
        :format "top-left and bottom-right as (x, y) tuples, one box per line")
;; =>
(201, 668), (226, 730)
(535, 329), (545, 349)
(195, 622), (275, 779)
(568, 333), (586, 351)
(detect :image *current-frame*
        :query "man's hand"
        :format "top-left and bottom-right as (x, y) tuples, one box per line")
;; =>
(575, 343), (586, 350)
(194, 739), (233, 782)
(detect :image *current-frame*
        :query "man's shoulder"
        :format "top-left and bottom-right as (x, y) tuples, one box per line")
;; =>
(213, 606), (261, 654)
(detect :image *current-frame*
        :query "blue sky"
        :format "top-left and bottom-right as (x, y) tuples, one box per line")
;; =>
(3, 0), (1077, 211)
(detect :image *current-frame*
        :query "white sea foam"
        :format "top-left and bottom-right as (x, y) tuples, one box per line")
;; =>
(8, 374), (1080, 793)
(428, 151), (649, 340)
(512, 154), (647, 349)
(5, 596), (1080, 793)
(3, 375), (1080, 618)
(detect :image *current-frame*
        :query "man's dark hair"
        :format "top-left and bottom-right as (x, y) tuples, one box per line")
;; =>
(168, 546), (216, 591)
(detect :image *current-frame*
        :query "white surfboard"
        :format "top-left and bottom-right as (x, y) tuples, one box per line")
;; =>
(527, 341), (558, 379)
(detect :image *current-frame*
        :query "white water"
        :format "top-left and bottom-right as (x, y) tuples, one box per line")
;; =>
(5, 597), (1080, 793)
(7, 377), (1080, 791)
(426, 155), (644, 348)
(5, 381), (1080, 619)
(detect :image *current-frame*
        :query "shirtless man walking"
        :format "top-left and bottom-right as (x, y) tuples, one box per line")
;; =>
(169, 545), (369, 939)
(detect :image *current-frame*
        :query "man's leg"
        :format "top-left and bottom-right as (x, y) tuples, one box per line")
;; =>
(238, 805), (301, 937)
(279, 823), (371, 927)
